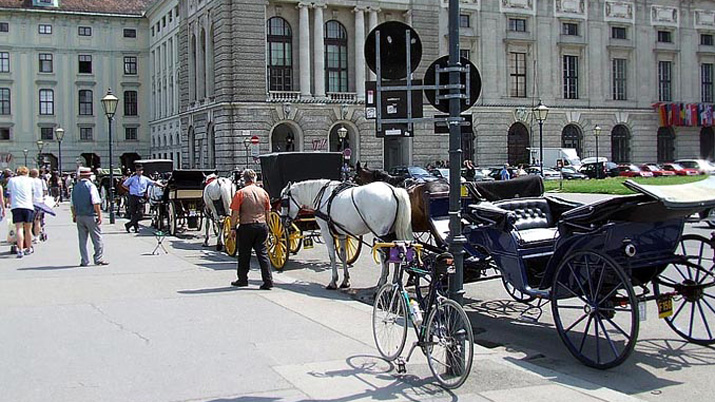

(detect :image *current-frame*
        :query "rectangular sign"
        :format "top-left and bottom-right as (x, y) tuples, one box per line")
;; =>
(434, 114), (473, 134)
(365, 80), (424, 120)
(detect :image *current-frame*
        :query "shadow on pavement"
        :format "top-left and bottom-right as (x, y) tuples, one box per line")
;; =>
(17, 265), (81, 271)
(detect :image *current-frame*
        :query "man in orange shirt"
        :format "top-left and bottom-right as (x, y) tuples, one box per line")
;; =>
(228, 169), (273, 289)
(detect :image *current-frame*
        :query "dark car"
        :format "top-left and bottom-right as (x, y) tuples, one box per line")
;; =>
(616, 164), (654, 178)
(488, 167), (519, 180)
(559, 166), (588, 180)
(389, 166), (439, 183)
(578, 161), (618, 179)
(639, 164), (675, 177)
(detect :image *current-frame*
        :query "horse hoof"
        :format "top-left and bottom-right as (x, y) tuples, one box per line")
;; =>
(326, 284), (338, 290)
(340, 282), (350, 289)
(216, 245), (223, 252)
(201, 243), (210, 248)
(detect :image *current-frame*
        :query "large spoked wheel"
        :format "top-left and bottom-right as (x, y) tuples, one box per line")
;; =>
(288, 224), (302, 254)
(267, 211), (289, 269)
(551, 250), (639, 369)
(222, 217), (237, 257)
(654, 234), (715, 345)
(335, 235), (363, 265)
(100, 186), (109, 212)
(167, 201), (177, 236)
(425, 298), (475, 389)
(372, 283), (408, 361)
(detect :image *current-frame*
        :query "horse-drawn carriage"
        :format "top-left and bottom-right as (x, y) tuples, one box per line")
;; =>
(97, 167), (125, 216)
(150, 169), (207, 236)
(259, 152), (363, 270)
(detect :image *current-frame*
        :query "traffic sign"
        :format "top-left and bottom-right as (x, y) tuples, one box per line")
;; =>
(365, 21), (422, 80)
(343, 148), (352, 160)
(250, 135), (259, 145)
(365, 80), (423, 119)
(424, 56), (482, 114)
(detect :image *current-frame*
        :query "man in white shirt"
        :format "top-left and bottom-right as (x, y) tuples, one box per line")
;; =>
(6, 166), (35, 258)
(29, 169), (46, 243)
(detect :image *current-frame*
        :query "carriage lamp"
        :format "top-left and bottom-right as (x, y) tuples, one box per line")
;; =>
(36, 140), (45, 168)
(594, 125), (602, 179)
(23, 149), (28, 166)
(101, 89), (119, 224)
(243, 137), (251, 169)
(533, 100), (549, 177)
(56, 127), (65, 201)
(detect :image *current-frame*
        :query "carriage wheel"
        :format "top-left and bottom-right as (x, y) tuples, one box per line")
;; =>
(167, 201), (177, 236)
(335, 235), (363, 265)
(425, 298), (475, 389)
(654, 234), (715, 345)
(100, 186), (109, 212)
(267, 211), (289, 269)
(551, 250), (638, 369)
(372, 283), (408, 361)
(222, 217), (238, 257)
(288, 223), (302, 254)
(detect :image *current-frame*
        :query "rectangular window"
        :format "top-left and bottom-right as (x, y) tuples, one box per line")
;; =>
(125, 127), (138, 140)
(38, 24), (52, 34)
(563, 55), (579, 99)
(0, 88), (10, 115)
(460, 50), (471, 61)
(79, 127), (93, 141)
(562, 22), (579, 36)
(460, 14), (470, 28)
(39, 53), (53, 73)
(0, 22), (8, 32)
(0, 52), (8, 73)
(612, 58), (627, 100)
(78, 26), (91, 36)
(124, 56), (137, 75)
(612, 26), (627, 39)
(39, 89), (53, 115)
(658, 61), (672, 102)
(703, 63), (714, 103)
(78, 55), (92, 74)
(702, 34), (714, 46)
(658, 30), (672, 43)
(79, 89), (93, 115)
(124, 90), (138, 116)
(509, 52), (527, 98)
(0, 128), (9, 140)
(162, 16), (166, 28)
(508, 18), (527, 32)
(40, 127), (53, 140)
(124, 28), (137, 38)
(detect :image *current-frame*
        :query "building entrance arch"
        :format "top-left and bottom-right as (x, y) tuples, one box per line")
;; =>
(507, 122), (530, 166)
(271, 122), (300, 152)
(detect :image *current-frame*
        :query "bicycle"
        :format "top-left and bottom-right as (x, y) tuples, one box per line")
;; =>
(371, 241), (474, 389)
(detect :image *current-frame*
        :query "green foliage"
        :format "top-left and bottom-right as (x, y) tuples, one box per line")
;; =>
(543, 175), (706, 194)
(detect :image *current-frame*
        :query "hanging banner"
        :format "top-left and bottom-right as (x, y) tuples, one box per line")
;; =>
(652, 102), (714, 127)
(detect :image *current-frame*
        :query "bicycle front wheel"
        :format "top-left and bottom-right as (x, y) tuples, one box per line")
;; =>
(372, 283), (408, 361)
(425, 299), (474, 389)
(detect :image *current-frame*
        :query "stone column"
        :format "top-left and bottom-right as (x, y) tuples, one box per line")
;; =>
(298, 2), (312, 98)
(367, 7), (380, 80)
(313, 4), (326, 98)
(354, 7), (366, 100)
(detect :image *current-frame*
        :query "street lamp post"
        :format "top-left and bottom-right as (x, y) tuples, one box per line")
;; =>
(23, 149), (28, 166)
(533, 100), (550, 177)
(101, 89), (119, 224)
(36, 140), (45, 168)
(594, 125), (602, 179)
(55, 127), (65, 201)
(337, 126), (348, 181)
(243, 137), (251, 169)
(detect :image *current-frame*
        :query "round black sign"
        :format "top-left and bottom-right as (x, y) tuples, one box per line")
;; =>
(364, 21), (422, 80)
(423, 56), (482, 113)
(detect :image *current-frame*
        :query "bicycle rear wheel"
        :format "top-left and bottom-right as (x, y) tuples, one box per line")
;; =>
(425, 298), (474, 389)
(372, 283), (408, 361)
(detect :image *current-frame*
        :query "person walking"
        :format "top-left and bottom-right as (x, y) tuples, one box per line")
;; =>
(500, 164), (511, 181)
(6, 166), (35, 258)
(122, 164), (162, 233)
(71, 167), (108, 267)
(228, 169), (273, 290)
(29, 168), (46, 245)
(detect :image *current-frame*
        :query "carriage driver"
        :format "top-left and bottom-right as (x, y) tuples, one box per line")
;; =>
(228, 169), (273, 290)
(122, 164), (164, 233)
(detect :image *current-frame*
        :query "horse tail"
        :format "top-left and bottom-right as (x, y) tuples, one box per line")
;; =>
(393, 187), (413, 240)
(220, 178), (234, 215)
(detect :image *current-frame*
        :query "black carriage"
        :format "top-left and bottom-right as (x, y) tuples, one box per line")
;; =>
(96, 167), (125, 215)
(427, 175), (715, 368)
(260, 152), (362, 269)
(152, 169), (207, 236)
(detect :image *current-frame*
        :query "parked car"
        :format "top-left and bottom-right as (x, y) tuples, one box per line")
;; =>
(432, 168), (466, 184)
(525, 166), (561, 180)
(487, 166), (519, 180)
(661, 162), (700, 176)
(389, 166), (440, 183)
(578, 161), (619, 179)
(639, 164), (676, 177)
(559, 166), (589, 180)
(674, 159), (715, 175)
(616, 164), (654, 178)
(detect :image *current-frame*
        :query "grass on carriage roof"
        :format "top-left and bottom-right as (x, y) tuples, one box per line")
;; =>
(544, 175), (707, 195)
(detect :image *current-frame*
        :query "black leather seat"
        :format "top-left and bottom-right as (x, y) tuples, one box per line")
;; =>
(493, 198), (558, 247)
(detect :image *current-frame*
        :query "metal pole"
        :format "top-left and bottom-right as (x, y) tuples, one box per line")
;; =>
(58, 139), (63, 202)
(539, 121), (544, 177)
(595, 135), (599, 179)
(447, 0), (465, 305)
(108, 116), (115, 224)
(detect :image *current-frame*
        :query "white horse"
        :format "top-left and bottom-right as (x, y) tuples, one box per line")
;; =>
(202, 173), (237, 250)
(281, 179), (412, 289)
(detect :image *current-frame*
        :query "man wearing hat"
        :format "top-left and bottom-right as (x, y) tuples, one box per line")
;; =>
(122, 164), (162, 233)
(71, 167), (108, 266)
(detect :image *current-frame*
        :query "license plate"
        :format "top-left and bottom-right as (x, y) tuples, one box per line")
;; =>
(460, 185), (468, 198)
(657, 295), (673, 319)
(304, 237), (314, 249)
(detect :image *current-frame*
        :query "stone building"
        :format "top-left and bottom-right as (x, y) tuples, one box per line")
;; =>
(0, 0), (152, 172)
(173, 0), (715, 172)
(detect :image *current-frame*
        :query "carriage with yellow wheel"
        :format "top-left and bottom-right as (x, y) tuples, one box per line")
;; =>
(259, 152), (363, 270)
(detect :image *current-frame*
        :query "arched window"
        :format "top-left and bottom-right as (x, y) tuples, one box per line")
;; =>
(657, 127), (675, 163)
(190, 34), (197, 101)
(188, 127), (195, 168)
(200, 28), (207, 99)
(611, 125), (630, 163)
(208, 26), (215, 96)
(507, 123), (530, 166)
(325, 20), (348, 93)
(267, 17), (293, 91)
(561, 124), (583, 157)
(700, 127), (715, 160)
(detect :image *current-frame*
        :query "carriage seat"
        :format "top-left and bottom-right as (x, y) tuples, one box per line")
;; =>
(491, 197), (558, 247)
